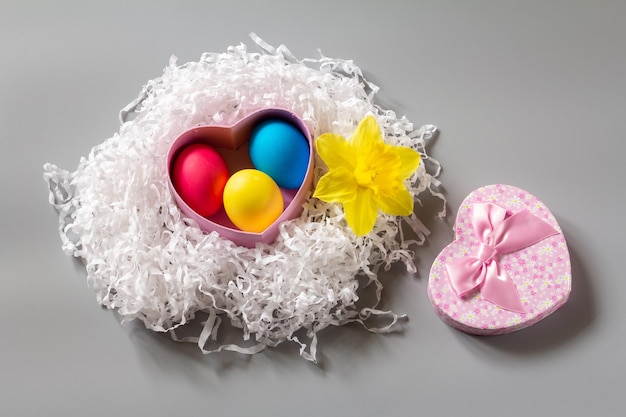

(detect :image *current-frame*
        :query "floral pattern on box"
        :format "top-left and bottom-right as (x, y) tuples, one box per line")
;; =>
(428, 184), (571, 335)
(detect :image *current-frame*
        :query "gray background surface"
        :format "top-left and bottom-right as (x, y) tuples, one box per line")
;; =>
(1, 1), (624, 416)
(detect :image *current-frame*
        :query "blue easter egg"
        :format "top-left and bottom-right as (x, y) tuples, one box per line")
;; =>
(249, 119), (310, 189)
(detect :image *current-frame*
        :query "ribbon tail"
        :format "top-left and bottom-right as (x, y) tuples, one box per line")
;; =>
(446, 258), (486, 298)
(481, 262), (525, 313)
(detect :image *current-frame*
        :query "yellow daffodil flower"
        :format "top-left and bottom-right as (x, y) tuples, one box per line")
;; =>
(313, 115), (421, 236)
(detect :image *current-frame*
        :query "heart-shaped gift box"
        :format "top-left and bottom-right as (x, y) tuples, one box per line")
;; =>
(166, 108), (314, 247)
(428, 184), (571, 335)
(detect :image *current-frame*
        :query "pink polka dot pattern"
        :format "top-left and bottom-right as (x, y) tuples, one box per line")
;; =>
(428, 184), (571, 335)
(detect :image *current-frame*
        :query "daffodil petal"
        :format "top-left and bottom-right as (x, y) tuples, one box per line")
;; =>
(350, 115), (384, 149)
(313, 166), (357, 203)
(315, 133), (356, 171)
(376, 186), (414, 216)
(343, 188), (378, 236)
(391, 145), (421, 180)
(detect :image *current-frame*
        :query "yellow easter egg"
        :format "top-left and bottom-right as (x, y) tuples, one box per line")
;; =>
(223, 169), (284, 233)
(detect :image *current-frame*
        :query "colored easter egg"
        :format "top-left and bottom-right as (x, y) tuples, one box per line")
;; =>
(223, 169), (284, 233)
(171, 143), (229, 218)
(249, 119), (310, 189)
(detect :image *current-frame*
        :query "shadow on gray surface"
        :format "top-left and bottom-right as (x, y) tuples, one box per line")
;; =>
(126, 316), (260, 378)
(123, 286), (410, 375)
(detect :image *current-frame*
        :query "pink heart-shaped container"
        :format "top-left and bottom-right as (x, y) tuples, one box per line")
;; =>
(428, 184), (572, 335)
(166, 108), (314, 247)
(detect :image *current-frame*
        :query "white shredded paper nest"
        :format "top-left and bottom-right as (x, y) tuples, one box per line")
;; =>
(44, 34), (444, 362)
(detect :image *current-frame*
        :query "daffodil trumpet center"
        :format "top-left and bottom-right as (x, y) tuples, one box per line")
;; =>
(354, 160), (377, 188)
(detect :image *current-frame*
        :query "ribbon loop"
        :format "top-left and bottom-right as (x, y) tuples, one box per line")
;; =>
(446, 203), (558, 313)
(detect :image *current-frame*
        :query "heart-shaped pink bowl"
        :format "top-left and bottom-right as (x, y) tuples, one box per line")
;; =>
(428, 184), (571, 335)
(166, 108), (314, 247)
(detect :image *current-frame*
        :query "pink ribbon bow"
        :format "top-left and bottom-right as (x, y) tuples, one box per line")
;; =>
(446, 203), (559, 313)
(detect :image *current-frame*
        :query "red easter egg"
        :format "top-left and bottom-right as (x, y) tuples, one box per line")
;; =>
(171, 143), (229, 217)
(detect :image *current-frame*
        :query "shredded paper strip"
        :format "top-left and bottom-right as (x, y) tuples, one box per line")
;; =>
(43, 34), (444, 362)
